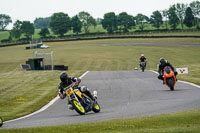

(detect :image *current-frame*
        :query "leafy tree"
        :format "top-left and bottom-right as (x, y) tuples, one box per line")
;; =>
(135, 14), (149, 31)
(168, 5), (179, 30)
(150, 10), (163, 29)
(0, 14), (12, 31)
(117, 12), (135, 32)
(89, 17), (97, 29)
(101, 12), (118, 33)
(9, 20), (22, 40)
(190, 1), (200, 28)
(50, 12), (71, 37)
(21, 21), (35, 39)
(162, 9), (169, 29)
(184, 7), (195, 29)
(71, 15), (82, 34)
(78, 11), (95, 33)
(34, 17), (50, 29)
(39, 28), (50, 38)
(175, 3), (187, 29)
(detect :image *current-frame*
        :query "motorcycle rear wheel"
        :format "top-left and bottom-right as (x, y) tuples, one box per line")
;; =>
(71, 100), (85, 115)
(92, 102), (101, 113)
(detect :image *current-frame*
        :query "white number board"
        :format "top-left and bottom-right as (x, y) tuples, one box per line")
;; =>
(176, 67), (188, 74)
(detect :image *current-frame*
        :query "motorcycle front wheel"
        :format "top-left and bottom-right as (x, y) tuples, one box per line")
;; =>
(71, 100), (85, 115)
(142, 67), (145, 72)
(167, 78), (175, 91)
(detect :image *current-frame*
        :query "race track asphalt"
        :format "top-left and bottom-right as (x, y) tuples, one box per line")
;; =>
(3, 70), (200, 128)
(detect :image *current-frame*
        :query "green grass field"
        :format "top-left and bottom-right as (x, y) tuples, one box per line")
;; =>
(0, 38), (200, 132)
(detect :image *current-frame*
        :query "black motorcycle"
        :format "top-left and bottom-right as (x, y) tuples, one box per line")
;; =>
(140, 62), (146, 72)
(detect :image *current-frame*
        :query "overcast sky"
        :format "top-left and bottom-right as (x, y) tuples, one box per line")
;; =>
(1, 0), (195, 29)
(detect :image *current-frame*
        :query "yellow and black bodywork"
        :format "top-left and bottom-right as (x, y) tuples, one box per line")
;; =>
(65, 86), (100, 115)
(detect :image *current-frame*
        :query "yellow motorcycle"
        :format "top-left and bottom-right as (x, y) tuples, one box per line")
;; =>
(64, 83), (100, 115)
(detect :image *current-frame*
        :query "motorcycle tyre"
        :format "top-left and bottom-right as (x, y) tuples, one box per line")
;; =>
(71, 100), (85, 115)
(170, 87), (174, 91)
(92, 102), (101, 113)
(140, 63), (146, 72)
(142, 67), (145, 72)
(167, 78), (175, 91)
(0, 116), (3, 127)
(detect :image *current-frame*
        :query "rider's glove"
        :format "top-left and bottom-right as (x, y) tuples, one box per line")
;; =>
(59, 93), (65, 99)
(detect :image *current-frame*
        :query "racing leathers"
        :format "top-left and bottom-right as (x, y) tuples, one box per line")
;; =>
(139, 56), (147, 67)
(158, 61), (177, 81)
(58, 77), (95, 101)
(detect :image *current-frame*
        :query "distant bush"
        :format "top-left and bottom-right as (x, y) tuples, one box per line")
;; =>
(1, 39), (10, 43)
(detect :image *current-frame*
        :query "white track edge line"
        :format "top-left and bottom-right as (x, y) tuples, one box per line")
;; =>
(79, 71), (89, 79)
(5, 71), (90, 123)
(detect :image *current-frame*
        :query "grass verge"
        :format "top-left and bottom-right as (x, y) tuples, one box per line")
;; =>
(0, 109), (200, 133)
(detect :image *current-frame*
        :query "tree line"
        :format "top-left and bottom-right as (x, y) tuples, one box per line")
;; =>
(0, 1), (199, 40)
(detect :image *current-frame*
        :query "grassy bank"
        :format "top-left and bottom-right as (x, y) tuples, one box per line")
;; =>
(0, 38), (199, 131)
(0, 26), (200, 42)
(1, 109), (200, 133)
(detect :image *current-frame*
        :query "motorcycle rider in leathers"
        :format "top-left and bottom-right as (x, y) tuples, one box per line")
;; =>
(139, 54), (147, 68)
(58, 72), (95, 109)
(158, 58), (178, 83)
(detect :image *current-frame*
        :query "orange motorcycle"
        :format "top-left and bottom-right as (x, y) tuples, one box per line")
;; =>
(163, 66), (176, 91)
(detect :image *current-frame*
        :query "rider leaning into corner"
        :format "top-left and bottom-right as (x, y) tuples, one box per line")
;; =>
(158, 58), (178, 83)
(139, 54), (147, 67)
(58, 72), (96, 109)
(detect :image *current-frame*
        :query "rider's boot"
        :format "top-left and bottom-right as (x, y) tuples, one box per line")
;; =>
(93, 91), (97, 99)
(93, 91), (98, 104)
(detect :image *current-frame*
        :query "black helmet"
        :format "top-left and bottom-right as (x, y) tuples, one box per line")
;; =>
(60, 72), (68, 83)
(160, 58), (167, 65)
